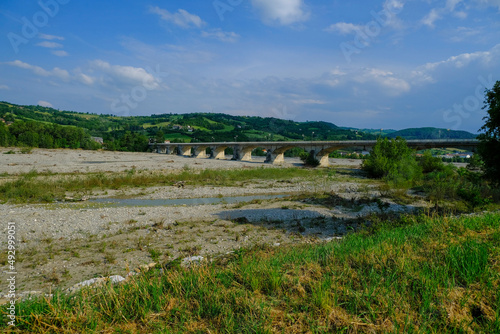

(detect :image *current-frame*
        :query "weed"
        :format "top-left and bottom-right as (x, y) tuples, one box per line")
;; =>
(148, 248), (162, 262)
(104, 253), (116, 264)
(45, 268), (60, 284)
(180, 245), (201, 256)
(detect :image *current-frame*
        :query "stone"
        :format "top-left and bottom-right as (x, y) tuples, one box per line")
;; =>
(181, 256), (205, 268)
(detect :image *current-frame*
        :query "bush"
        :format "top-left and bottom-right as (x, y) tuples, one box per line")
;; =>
(419, 150), (445, 173)
(362, 137), (422, 185)
(299, 151), (320, 167)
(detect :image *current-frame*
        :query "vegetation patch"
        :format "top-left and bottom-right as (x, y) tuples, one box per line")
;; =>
(0, 167), (329, 203)
(3, 212), (499, 333)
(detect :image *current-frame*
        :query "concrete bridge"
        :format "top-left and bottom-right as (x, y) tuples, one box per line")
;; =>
(152, 139), (479, 167)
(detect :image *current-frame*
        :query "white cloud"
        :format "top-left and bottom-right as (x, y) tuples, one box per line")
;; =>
(325, 22), (363, 35)
(37, 100), (53, 108)
(474, 0), (500, 9)
(421, 9), (441, 28)
(292, 99), (326, 105)
(91, 60), (161, 89)
(149, 6), (205, 28)
(422, 44), (500, 71)
(78, 73), (94, 85)
(384, 0), (405, 12)
(8, 60), (51, 76)
(355, 68), (411, 95)
(38, 33), (64, 40)
(201, 29), (240, 43)
(421, 0), (467, 28)
(0, 85), (9, 90)
(52, 50), (69, 57)
(446, 0), (463, 11)
(410, 44), (500, 87)
(251, 0), (309, 25)
(449, 26), (481, 42)
(7, 60), (70, 80)
(36, 41), (63, 49)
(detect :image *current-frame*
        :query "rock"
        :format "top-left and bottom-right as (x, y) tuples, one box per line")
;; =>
(135, 262), (157, 273)
(67, 275), (126, 293)
(322, 236), (343, 242)
(174, 181), (185, 188)
(108, 275), (126, 284)
(181, 256), (205, 268)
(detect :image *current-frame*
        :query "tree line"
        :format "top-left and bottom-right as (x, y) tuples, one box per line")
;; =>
(0, 120), (151, 152)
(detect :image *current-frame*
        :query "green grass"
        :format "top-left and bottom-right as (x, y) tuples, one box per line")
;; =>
(3, 212), (499, 333)
(0, 167), (328, 203)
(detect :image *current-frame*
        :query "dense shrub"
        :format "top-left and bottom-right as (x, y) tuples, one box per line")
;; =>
(299, 151), (320, 167)
(419, 150), (445, 173)
(362, 137), (422, 185)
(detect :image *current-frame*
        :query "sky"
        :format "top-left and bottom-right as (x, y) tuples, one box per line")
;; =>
(1, 0), (499, 133)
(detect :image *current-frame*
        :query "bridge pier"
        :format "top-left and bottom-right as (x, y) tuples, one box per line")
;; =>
(316, 154), (330, 167)
(211, 146), (227, 159)
(194, 146), (209, 159)
(238, 146), (259, 162)
(157, 146), (166, 154)
(178, 145), (192, 157)
(265, 151), (285, 165)
(232, 146), (240, 160)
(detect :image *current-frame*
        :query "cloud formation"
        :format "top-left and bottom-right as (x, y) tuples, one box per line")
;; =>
(251, 0), (309, 25)
(325, 22), (363, 35)
(201, 29), (240, 43)
(37, 41), (63, 49)
(421, 0), (467, 28)
(149, 7), (205, 28)
(38, 34), (64, 41)
(52, 50), (69, 57)
(91, 60), (162, 89)
(6, 60), (70, 80)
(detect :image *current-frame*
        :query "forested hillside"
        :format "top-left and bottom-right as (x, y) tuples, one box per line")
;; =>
(0, 102), (375, 151)
(0, 101), (477, 152)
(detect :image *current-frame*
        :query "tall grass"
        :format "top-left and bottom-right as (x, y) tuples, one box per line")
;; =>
(0, 167), (326, 203)
(3, 212), (499, 333)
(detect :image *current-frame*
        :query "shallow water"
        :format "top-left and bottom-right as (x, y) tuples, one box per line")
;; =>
(88, 194), (288, 207)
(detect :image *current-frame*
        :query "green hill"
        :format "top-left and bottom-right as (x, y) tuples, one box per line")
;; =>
(386, 127), (477, 140)
(0, 101), (376, 151)
(0, 101), (478, 152)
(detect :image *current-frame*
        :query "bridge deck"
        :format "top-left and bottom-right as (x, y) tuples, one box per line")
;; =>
(151, 139), (479, 167)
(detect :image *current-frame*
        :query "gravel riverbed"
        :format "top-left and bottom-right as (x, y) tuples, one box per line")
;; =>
(1, 149), (416, 299)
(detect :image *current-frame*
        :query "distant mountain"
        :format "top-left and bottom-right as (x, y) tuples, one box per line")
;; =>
(386, 127), (477, 140)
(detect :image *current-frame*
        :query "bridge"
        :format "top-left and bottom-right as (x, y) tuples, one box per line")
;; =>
(152, 139), (479, 167)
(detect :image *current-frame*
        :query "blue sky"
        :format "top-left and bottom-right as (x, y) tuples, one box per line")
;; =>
(1, 0), (499, 133)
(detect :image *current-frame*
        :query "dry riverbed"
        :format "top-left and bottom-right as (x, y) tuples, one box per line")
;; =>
(1, 149), (422, 300)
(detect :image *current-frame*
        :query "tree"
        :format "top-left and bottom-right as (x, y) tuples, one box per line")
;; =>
(419, 150), (445, 173)
(478, 80), (500, 184)
(362, 137), (422, 185)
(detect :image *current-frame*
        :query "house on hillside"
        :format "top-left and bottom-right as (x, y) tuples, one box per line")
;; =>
(91, 137), (104, 145)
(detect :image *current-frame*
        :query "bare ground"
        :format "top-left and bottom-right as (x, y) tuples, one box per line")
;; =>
(1, 149), (422, 300)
